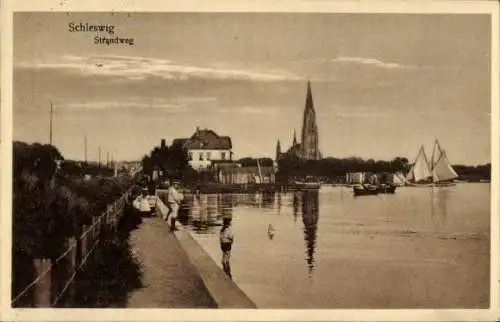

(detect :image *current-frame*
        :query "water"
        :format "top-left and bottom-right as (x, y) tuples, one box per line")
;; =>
(177, 183), (490, 308)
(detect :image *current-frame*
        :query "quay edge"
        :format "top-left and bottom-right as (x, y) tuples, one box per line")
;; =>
(154, 196), (257, 309)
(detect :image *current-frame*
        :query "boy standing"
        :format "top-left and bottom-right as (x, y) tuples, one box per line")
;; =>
(219, 217), (234, 279)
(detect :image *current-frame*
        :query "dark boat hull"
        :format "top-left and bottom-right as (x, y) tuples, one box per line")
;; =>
(377, 185), (397, 194)
(353, 186), (379, 196)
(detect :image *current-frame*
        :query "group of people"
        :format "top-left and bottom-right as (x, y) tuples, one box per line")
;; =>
(132, 177), (235, 279)
(132, 179), (183, 232)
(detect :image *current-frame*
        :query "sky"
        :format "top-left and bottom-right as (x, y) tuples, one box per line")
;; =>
(13, 12), (491, 165)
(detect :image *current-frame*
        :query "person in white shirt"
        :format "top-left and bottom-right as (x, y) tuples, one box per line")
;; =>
(166, 181), (183, 231)
(133, 188), (151, 215)
(219, 217), (234, 279)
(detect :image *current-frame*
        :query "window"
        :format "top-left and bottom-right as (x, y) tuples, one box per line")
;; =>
(199, 152), (204, 161)
(221, 152), (226, 160)
(188, 152), (193, 160)
(207, 152), (211, 160)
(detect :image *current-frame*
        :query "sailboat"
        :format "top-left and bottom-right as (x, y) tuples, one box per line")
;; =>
(392, 171), (406, 186)
(406, 140), (458, 187)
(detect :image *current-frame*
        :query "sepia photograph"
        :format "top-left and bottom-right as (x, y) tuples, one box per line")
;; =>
(7, 6), (496, 317)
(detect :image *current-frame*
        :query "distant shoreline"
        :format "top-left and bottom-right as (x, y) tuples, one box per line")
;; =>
(163, 180), (491, 195)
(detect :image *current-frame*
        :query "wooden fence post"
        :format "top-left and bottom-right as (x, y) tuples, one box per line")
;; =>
(105, 210), (110, 232)
(81, 225), (89, 267)
(92, 217), (98, 246)
(33, 258), (52, 307)
(68, 237), (77, 301)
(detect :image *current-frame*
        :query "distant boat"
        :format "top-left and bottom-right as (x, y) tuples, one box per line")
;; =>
(377, 184), (397, 194)
(293, 176), (321, 189)
(406, 140), (458, 187)
(353, 184), (379, 196)
(392, 172), (406, 186)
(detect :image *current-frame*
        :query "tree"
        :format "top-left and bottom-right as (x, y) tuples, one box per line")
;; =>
(237, 157), (274, 167)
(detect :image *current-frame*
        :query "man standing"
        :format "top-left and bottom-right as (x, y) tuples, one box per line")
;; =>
(166, 180), (183, 231)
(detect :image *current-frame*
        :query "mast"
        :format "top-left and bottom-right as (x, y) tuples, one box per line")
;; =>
(84, 134), (88, 163)
(257, 158), (263, 184)
(430, 139), (436, 171)
(408, 145), (432, 183)
(49, 102), (53, 145)
(430, 139), (443, 172)
(432, 149), (458, 182)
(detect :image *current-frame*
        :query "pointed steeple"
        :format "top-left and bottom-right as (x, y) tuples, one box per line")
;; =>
(305, 80), (314, 111)
(301, 81), (320, 160)
(293, 129), (298, 146)
(275, 139), (282, 161)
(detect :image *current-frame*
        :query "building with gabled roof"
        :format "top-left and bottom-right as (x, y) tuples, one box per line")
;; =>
(173, 127), (233, 170)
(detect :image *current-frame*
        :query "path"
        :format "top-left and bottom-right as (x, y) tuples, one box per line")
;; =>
(126, 214), (216, 308)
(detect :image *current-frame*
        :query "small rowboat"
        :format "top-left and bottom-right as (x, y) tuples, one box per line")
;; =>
(353, 185), (379, 196)
(377, 184), (397, 194)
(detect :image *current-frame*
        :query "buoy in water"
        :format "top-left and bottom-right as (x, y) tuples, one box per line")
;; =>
(268, 224), (275, 240)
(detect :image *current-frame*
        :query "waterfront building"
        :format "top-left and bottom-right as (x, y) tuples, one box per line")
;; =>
(277, 81), (321, 162)
(217, 166), (276, 184)
(172, 127), (233, 170)
(345, 172), (366, 184)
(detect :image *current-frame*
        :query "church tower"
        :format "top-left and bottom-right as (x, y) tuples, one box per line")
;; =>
(301, 81), (320, 160)
(275, 139), (282, 161)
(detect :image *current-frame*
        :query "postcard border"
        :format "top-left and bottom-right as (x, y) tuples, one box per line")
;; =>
(1, 1), (499, 321)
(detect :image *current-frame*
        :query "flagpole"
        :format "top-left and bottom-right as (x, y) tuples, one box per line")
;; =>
(49, 102), (53, 145)
(84, 134), (88, 164)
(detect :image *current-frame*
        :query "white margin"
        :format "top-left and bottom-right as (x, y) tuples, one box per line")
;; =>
(1, 1), (499, 321)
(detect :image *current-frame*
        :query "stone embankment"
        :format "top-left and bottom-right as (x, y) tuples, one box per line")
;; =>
(126, 196), (256, 308)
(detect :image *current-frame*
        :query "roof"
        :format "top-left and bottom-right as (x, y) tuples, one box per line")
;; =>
(173, 129), (232, 150)
(285, 143), (302, 155)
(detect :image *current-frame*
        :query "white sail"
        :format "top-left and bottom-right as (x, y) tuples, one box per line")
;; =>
(430, 140), (443, 170)
(410, 146), (432, 182)
(432, 150), (458, 182)
(405, 166), (415, 181)
(393, 171), (406, 185)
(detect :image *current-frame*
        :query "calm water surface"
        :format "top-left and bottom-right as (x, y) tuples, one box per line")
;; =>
(178, 183), (490, 308)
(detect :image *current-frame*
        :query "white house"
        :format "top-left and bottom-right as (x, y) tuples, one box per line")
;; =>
(172, 127), (233, 170)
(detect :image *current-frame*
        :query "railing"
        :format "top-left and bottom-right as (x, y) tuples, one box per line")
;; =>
(11, 187), (135, 308)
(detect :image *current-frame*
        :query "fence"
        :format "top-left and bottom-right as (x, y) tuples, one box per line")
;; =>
(11, 187), (135, 308)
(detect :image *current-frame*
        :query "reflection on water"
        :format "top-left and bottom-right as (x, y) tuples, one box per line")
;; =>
(431, 187), (450, 230)
(299, 190), (319, 276)
(174, 184), (489, 308)
(178, 190), (321, 273)
(293, 191), (300, 222)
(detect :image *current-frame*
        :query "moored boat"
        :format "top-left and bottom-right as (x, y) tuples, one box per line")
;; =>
(353, 184), (379, 196)
(377, 184), (397, 194)
(293, 176), (322, 189)
(405, 140), (458, 187)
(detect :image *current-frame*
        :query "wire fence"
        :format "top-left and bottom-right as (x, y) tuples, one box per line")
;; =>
(11, 187), (135, 308)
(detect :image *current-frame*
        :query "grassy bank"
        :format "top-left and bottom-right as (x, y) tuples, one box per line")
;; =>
(12, 142), (139, 307)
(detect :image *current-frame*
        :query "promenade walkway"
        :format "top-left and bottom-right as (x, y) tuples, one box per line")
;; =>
(126, 214), (216, 308)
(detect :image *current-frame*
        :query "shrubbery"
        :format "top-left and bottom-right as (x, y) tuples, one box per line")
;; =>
(12, 141), (136, 305)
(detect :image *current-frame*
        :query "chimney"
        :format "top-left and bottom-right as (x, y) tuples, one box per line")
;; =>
(161, 139), (166, 149)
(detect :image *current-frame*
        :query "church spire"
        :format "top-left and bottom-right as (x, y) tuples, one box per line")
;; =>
(293, 129), (297, 146)
(275, 139), (282, 161)
(305, 80), (314, 111)
(301, 81), (320, 160)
